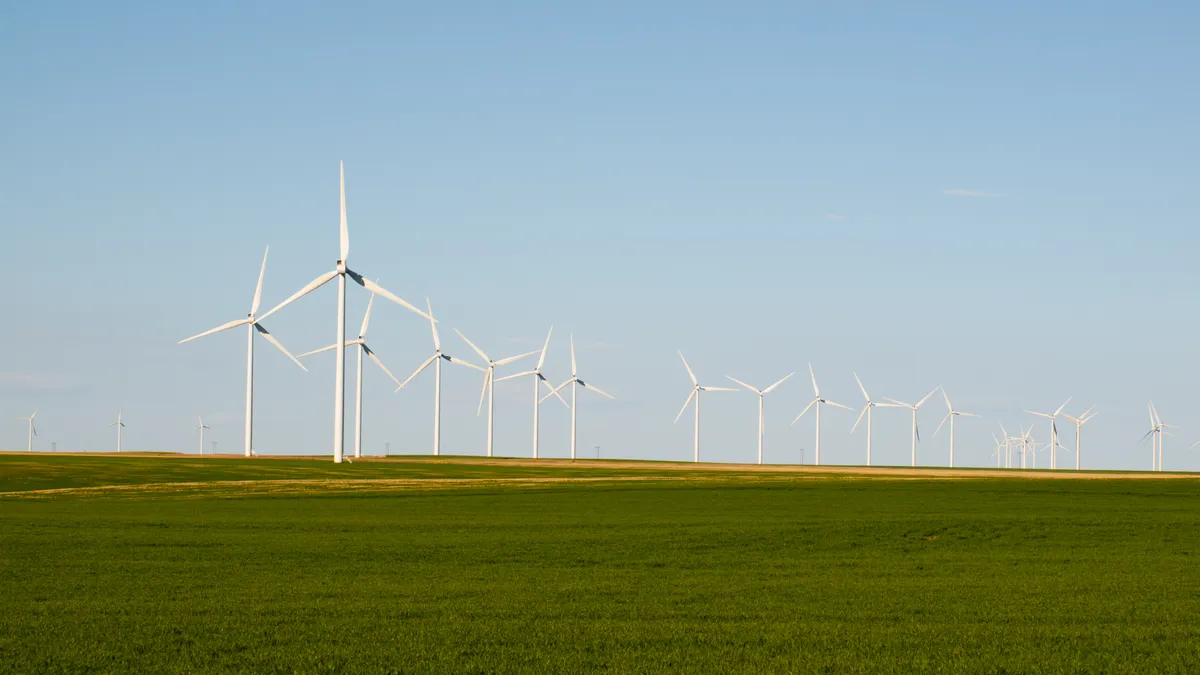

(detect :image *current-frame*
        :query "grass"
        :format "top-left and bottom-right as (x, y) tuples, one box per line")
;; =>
(1, 455), (1198, 673)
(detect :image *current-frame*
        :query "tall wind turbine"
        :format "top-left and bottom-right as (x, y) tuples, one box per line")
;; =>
(298, 292), (404, 459)
(850, 373), (902, 466)
(726, 372), (793, 464)
(998, 422), (1022, 469)
(17, 409), (37, 451)
(395, 298), (485, 456)
(1026, 398), (1071, 470)
(672, 351), (737, 463)
(1061, 406), (1097, 470)
(256, 162), (433, 463)
(885, 388), (939, 467)
(544, 335), (615, 459)
(194, 416), (211, 455)
(110, 409), (125, 453)
(455, 330), (538, 458)
(1143, 402), (1177, 471)
(933, 387), (978, 468)
(496, 328), (569, 459)
(791, 363), (852, 466)
(179, 246), (307, 457)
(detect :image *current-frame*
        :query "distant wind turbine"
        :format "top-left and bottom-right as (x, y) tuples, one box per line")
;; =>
(179, 246), (307, 457)
(1142, 402), (1177, 471)
(850, 373), (902, 466)
(256, 161), (433, 463)
(395, 298), (485, 456)
(1061, 407), (1097, 470)
(496, 327), (570, 459)
(792, 363), (852, 466)
(673, 351), (738, 463)
(455, 330), (538, 458)
(298, 291), (404, 459)
(885, 388), (939, 467)
(726, 372), (793, 464)
(17, 409), (37, 452)
(1026, 398), (1071, 470)
(194, 416), (211, 455)
(998, 422), (1021, 469)
(933, 387), (978, 468)
(110, 409), (126, 453)
(544, 335), (614, 459)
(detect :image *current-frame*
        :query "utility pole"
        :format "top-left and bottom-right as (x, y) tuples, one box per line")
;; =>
(594, 445), (600, 460)
(212, 441), (217, 454)
(52, 442), (57, 452)
(385, 442), (390, 457)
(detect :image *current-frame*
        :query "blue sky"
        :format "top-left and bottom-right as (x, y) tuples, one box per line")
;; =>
(2, 1), (1198, 469)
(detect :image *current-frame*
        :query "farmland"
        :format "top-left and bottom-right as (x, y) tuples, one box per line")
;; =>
(1, 454), (1198, 673)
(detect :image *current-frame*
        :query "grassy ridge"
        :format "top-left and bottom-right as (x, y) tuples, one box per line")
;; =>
(1, 457), (1198, 672)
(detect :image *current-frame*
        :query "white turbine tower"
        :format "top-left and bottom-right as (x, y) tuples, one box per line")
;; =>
(673, 351), (738, 463)
(1026, 398), (1071, 470)
(933, 387), (978, 468)
(256, 162), (433, 463)
(495, 328), (570, 459)
(885, 388), (939, 467)
(1143, 402), (1177, 471)
(454, 330), (538, 458)
(298, 292), (405, 458)
(850, 373), (902, 466)
(395, 299), (485, 456)
(110, 409), (125, 453)
(17, 409), (37, 451)
(194, 416), (211, 455)
(544, 335), (615, 460)
(1061, 406), (1097, 470)
(725, 372), (793, 465)
(791, 363), (852, 466)
(998, 422), (1022, 469)
(179, 246), (307, 457)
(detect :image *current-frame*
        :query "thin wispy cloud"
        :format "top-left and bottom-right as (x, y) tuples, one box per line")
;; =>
(825, 213), (848, 221)
(944, 189), (1007, 198)
(0, 372), (82, 392)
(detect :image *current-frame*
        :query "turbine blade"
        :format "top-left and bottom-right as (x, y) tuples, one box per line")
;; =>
(934, 412), (951, 437)
(250, 245), (269, 316)
(726, 376), (759, 394)
(941, 386), (952, 412)
(297, 343), (340, 359)
(426, 298), (441, 351)
(358, 291), (376, 337)
(536, 326), (553, 371)
(678, 351), (697, 386)
(762, 373), (794, 395)
(346, 271), (431, 321)
(542, 376), (570, 408)
(570, 335), (577, 377)
(178, 318), (252, 344)
(851, 406), (868, 433)
(495, 350), (538, 367)
(443, 355), (486, 372)
(1054, 397), (1073, 417)
(915, 388), (938, 409)
(808, 362), (819, 397)
(495, 370), (536, 383)
(540, 378), (573, 404)
(674, 390), (697, 424)
(579, 381), (614, 399)
(254, 323), (308, 371)
(257, 269), (338, 323)
(477, 369), (492, 416)
(958, 412), (979, 418)
(792, 398), (818, 425)
(339, 160), (349, 262)
(364, 345), (403, 387)
(396, 354), (438, 391)
(854, 372), (869, 402)
(455, 329), (490, 364)
(702, 386), (740, 392)
(884, 397), (913, 408)
(825, 400), (854, 411)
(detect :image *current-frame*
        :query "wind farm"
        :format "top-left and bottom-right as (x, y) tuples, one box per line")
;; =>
(7, 3), (1200, 672)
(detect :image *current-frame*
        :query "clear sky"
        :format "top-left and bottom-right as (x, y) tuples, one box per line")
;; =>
(3, 1), (1198, 470)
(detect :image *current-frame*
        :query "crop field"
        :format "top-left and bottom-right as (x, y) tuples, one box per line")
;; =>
(1, 454), (1199, 673)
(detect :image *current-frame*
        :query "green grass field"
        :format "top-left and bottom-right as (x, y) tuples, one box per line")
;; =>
(2, 454), (1198, 673)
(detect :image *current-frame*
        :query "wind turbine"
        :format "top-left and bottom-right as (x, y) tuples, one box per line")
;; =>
(298, 292), (404, 459)
(544, 335), (615, 459)
(933, 387), (978, 468)
(674, 351), (738, 463)
(110, 409), (125, 453)
(17, 409), (37, 451)
(455, 330), (538, 458)
(256, 162), (433, 463)
(1143, 402), (1177, 471)
(495, 328), (570, 459)
(395, 298), (485, 456)
(885, 388), (939, 467)
(990, 433), (1003, 468)
(1061, 406), (1097, 470)
(179, 246), (307, 457)
(726, 372), (793, 465)
(998, 422), (1021, 469)
(194, 416), (211, 455)
(1026, 398), (1071, 470)
(850, 373), (902, 466)
(791, 363), (852, 466)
